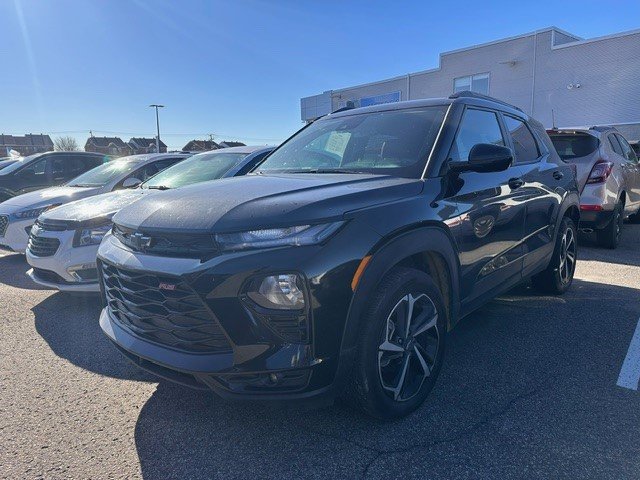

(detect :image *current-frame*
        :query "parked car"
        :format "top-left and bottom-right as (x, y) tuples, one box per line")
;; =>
(0, 153), (189, 253)
(0, 151), (110, 202)
(548, 127), (640, 248)
(95, 92), (579, 419)
(26, 146), (274, 291)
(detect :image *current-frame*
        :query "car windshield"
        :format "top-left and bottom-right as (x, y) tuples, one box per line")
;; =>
(256, 106), (448, 178)
(549, 133), (600, 160)
(67, 158), (140, 187)
(141, 151), (248, 189)
(0, 153), (41, 175)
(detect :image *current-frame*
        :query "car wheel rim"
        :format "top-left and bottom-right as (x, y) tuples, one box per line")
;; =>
(378, 293), (439, 402)
(559, 227), (576, 285)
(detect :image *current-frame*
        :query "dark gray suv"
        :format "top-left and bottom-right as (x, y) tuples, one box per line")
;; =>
(0, 151), (109, 202)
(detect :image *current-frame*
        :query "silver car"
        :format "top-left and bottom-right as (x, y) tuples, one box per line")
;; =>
(549, 126), (640, 248)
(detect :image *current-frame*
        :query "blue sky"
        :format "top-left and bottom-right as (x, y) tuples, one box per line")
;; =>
(2, 0), (639, 150)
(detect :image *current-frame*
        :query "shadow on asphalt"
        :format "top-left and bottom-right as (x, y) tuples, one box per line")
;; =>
(578, 223), (640, 268)
(133, 278), (640, 479)
(32, 292), (155, 382)
(0, 253), (49, 290)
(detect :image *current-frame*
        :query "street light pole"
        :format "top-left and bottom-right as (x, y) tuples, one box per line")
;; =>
(149, 104), (164, 153)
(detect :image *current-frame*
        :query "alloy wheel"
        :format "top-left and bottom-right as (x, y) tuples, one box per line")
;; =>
(559, 226), (577, 285)
(378, 293), (439, 402)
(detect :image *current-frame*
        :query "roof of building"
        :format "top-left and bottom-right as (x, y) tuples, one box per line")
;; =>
(218, 141), (246, 148)
(183, 139), (219, 151)
(129, 137), (167, 148)
(86, 136), (128, 148)
(0, 134), (54, 147)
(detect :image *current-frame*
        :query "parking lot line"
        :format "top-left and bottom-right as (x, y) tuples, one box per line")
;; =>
(617, 318), (640, 391)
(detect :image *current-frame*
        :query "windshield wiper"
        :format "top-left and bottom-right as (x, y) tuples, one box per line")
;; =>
(69, 183), (100, 187)
(147, 185), (171, 190)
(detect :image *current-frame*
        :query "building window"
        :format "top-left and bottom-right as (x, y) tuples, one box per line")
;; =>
(453, 73), (490, 95)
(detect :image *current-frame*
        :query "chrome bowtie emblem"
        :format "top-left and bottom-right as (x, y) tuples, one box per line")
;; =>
(130, 232), (152, 250)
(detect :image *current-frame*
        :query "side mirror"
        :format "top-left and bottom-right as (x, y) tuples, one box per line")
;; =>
(121, 177), (142, 189)
(450, 144), (513, 173)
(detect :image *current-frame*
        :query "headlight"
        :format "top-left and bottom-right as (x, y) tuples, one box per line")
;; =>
(14, 205), (59, 219)
(73, 223), (112, 247)
(215, 222), (344, 251)
(247, 274), (305, 310)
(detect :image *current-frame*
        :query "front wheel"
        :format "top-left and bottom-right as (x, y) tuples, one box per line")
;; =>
(532, 216), (577, 295)
(344, 267), (447, 420)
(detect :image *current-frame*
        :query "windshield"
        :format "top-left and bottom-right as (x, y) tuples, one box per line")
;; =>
(0, 153), (41, 175)
(549, 133), (600, 161)
(256, 106), (448, 177)
(67, 158), (140, 186)
(141, 151), (248, 189)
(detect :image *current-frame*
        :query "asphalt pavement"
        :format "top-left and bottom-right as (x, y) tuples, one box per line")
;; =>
(1, 226), (640, 479)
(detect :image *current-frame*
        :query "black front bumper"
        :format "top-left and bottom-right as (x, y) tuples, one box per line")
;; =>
(101, 307), (354, 403)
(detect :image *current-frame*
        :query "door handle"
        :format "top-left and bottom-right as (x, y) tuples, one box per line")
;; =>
(508, 177), (524, 189)
(553, 171), (564, 180)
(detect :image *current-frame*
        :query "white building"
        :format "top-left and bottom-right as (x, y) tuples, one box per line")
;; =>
(300, 27), (640, 141)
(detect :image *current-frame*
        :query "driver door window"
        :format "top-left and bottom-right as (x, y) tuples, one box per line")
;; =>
(449, 108), (504, 162)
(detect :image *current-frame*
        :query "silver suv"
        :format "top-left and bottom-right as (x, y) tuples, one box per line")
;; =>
(549, 127), (640, 248)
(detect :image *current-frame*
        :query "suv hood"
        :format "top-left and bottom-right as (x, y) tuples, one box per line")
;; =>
(112, 174), (424, 233)
(1, 186), (102, 210)
(41, 189), (153, 226)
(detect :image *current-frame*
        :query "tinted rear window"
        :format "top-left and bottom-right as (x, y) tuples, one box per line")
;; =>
(549, 134), (599, 160)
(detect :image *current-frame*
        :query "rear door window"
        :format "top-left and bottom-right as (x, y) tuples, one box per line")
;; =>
(449, 108), (505, 162)
(615, 134), (638, 163)
(549, 134), (599, 161)
(608, 135), (624, 156)
(503, 116), (540, 164)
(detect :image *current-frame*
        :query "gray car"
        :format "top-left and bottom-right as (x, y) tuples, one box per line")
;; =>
(549, 126), (640, 248)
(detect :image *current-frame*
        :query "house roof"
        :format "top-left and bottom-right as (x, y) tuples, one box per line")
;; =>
(86, 136), (128, 148)
(183, 139), (219, 151)
(218, 141), (246, 148)
(0, 134), (54, 147)
(129, 137), (167, 148)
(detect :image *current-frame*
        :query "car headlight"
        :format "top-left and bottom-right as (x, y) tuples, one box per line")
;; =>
(14, 205), (59, 219)
(73, 223), (112, 247)
(215, 222), (344, 251)
(246, 274), (306, 310)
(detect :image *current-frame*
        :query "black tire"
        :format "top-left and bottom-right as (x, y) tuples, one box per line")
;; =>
(343, 267), (447, 420)
(532, 216), (577, 295)
(596, 202), (623, 249)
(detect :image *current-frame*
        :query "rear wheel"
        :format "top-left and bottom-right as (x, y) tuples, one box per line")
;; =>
(532, 216), (577, 295)
(596, 202), (623, 249)
(344, 267), (446, 420)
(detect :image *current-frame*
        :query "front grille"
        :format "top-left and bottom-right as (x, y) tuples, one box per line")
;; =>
(27, 235), (60, 257)
(37, 219), (71, 231)
(113, 224), (216, 258)
(0, 215), (8, 237)
(100, 260), (231, 353)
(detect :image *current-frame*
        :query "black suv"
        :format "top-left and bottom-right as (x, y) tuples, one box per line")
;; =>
(0, 151), (109, 201)
(97, 93), (579, 419)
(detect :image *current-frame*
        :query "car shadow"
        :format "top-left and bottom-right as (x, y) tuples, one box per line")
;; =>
(133, 278), (640, 479)
(0, 253), (49, 290)
(32, 292), (155, 382)
(578, 224), (640, 268)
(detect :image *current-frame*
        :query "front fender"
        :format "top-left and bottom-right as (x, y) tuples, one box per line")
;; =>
(340, 225), (461, 354)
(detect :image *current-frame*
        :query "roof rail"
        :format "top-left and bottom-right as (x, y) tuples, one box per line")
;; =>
(449, 90), (523, 112)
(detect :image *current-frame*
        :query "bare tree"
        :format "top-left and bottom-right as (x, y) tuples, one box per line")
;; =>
(53, 136), (79, 151)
